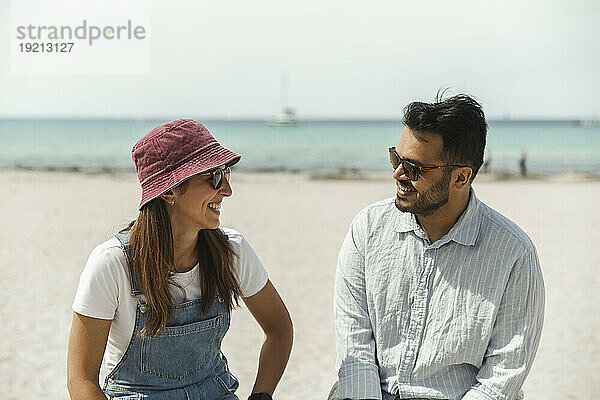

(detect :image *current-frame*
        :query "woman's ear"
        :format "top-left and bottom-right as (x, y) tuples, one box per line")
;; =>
(160, 190), (175, 206)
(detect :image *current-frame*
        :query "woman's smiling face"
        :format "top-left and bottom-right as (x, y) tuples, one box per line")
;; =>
(170, 165), (233, 231)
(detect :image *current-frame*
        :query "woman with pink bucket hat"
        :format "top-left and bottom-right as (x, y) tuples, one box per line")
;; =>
(67, 119), (293, 400)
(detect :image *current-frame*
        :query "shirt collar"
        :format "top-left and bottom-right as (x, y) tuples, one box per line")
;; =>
(393, 189), (482, 246)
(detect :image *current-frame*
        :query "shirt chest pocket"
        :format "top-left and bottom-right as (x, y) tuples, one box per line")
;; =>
(140, 314), (223, 380)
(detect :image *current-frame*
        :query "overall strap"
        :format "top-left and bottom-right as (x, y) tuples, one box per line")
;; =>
(114, 230), (144, 297)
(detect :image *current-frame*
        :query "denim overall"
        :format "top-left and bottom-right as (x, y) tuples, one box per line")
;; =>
(103, 232), (240, 399)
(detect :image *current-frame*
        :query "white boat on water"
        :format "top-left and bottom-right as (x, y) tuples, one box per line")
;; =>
(268, 107), (299, 126)
(268, 70), (299, 126)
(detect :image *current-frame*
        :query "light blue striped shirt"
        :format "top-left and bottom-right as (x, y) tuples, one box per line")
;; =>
(334, 190), (544, 400)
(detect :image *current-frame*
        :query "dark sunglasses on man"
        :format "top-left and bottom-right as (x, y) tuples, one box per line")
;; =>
(388, 147), (468, 181)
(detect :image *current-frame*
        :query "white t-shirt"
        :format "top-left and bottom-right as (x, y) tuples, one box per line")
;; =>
(72, 228), (268, 378)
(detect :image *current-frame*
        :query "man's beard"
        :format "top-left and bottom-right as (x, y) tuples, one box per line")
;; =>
(395, 170), (452, 216)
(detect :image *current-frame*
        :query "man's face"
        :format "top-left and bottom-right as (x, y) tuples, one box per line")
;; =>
(393, 127), (452, 216)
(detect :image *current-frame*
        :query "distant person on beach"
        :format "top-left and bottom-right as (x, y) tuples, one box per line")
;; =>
(520, 150), (527, 177)
(330, 95), (544, 400)
(67, 119), (292, 400)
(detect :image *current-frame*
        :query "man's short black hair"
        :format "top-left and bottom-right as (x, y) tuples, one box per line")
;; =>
(402, 93), (487, 181)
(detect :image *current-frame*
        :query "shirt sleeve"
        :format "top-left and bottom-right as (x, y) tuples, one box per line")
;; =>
(232, 232), (269, 298)
(334, 213), (381, 400)
(72, 245), (122, 320)
(462, 249), (545, 400)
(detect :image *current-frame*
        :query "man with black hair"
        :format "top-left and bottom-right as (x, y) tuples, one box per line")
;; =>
(331, 94), (544, 400)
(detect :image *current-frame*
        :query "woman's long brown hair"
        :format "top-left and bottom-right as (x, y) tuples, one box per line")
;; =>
(123, 194), (242, 336)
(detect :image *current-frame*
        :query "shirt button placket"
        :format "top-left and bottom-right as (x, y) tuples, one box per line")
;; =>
(399, 245), (435, 387)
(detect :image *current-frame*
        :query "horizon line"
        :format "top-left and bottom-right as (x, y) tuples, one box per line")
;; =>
(0, 116), (594, 124)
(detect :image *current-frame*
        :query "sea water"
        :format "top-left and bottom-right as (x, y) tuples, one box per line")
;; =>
(1, 119), (599, 174)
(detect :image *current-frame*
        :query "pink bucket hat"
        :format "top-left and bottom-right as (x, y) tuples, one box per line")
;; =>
(132, 119), (241, 210)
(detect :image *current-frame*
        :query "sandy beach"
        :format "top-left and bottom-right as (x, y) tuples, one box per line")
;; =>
(1, 170), (598, 400)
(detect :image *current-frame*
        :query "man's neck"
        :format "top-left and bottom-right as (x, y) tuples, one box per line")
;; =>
(416, 191), (470, 244)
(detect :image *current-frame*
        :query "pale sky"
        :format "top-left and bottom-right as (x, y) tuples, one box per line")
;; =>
(1, 0), (599, 119)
